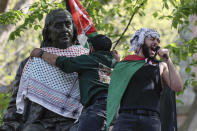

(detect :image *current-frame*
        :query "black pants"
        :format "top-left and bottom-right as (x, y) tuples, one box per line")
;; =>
(76, 97), (107, 131)
(112, 112), (161, 131)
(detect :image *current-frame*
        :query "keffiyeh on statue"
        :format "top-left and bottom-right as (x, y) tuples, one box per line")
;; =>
(16, 45), (89, 119)
(129, 28), (160, 52)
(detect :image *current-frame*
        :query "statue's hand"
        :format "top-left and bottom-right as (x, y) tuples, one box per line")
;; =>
(30, 48), (42, 58)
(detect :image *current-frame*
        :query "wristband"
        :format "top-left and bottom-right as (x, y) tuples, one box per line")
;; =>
(38, 50), (44, 58)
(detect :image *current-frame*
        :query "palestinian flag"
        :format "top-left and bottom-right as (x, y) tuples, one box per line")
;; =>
(65, 0), (97, 47)
(106, 55), (145, 131)
(106, 55), (178, 131)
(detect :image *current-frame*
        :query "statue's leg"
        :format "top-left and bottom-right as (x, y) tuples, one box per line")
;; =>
(0, 115), (22, 131)
(0, 123), (20, 131)
(55, 118), (76, 131)
(22, 123), (53, 131)
(69, 122), (79, 131)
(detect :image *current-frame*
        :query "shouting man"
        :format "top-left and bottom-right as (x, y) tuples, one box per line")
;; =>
(107, 28), (183, 131)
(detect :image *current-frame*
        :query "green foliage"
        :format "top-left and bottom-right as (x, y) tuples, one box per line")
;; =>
(0, 92), (11, 125)
(0, 0), (197, 122)
(165, 36), (197, 89)
(158, 0), (197, 90)
(0, 0), (150, 45)
(0, 0), (66, 40)
(82, 0), (148, 41)
(176, 98), (184, 104)
(170, 0), (197, 29)
(2, 0), (194, 89)
(0, 10), (23, 24)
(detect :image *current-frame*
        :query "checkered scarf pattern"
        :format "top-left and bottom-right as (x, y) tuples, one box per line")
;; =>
(129, 28), (160, 52)
(16, 45), (89, 119)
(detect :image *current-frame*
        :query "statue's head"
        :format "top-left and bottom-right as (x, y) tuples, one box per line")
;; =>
(41, 9), (78, 49)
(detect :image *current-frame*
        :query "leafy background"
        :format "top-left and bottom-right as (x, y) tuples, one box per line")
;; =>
(0, 0), (197, 127)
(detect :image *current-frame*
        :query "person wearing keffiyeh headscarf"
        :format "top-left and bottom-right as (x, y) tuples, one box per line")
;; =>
(129, 28), (160, 53)
(106, 27), (183, 131)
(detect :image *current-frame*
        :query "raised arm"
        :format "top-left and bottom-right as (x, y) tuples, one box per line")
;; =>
(158, 48), (183, 92)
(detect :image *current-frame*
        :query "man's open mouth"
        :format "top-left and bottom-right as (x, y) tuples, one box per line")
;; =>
(150, 47), (156, 55)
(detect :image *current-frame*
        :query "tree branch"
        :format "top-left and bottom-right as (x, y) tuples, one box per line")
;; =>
(112, 1), (145, 50)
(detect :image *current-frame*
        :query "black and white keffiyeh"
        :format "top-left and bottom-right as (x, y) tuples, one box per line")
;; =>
(16, 45), (89, 119)
(129, 28), (160, 52)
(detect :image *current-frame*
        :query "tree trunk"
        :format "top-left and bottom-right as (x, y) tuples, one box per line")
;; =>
(179, 90), (197, 131)
(0, 0), (9, 13)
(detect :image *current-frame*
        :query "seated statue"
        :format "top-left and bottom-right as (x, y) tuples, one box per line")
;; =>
(0, 8), (88, 131)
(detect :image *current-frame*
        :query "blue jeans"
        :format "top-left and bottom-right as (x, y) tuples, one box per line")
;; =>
(112, 112), (161, 131)
(77, 97), (107, 131)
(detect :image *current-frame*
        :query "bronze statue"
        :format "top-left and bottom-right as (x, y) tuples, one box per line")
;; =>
(0, 9), (86, 131)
